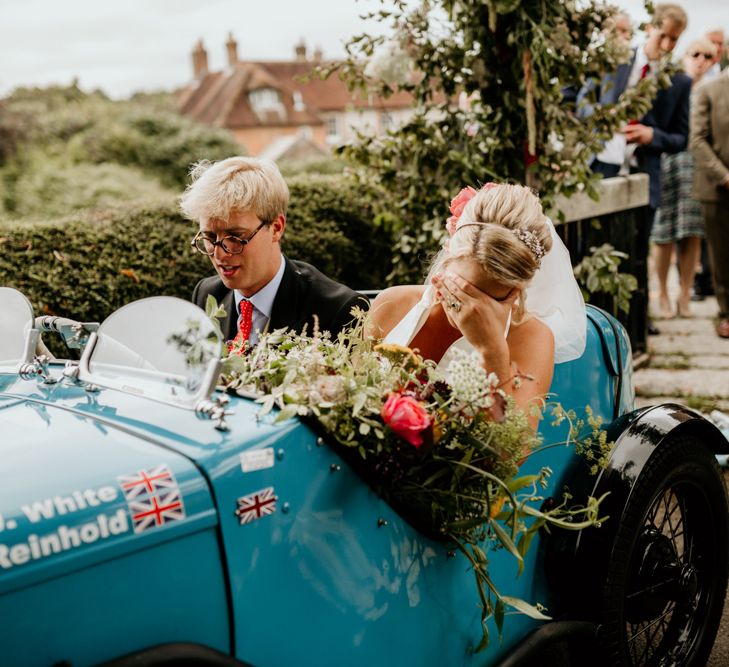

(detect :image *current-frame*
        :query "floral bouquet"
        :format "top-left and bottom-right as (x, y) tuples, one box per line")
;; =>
(218, 302), (608, 652)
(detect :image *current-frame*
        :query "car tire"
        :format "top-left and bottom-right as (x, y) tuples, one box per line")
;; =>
(597, 434), (729, 666)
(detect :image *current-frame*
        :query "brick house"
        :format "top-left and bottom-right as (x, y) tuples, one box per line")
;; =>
(177, 33), (415, 158)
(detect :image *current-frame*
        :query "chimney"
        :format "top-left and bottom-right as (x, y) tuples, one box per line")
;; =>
(313, 46), (323, 62)
(192, 40), (209, 78)
(226, 32), (238, 67)
(294, 39), (307, 62)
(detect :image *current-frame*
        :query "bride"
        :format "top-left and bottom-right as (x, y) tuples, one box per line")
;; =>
(367, 182), (586, 427)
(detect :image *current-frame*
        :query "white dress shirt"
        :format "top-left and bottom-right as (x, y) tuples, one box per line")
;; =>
(597, 47), (653, 166)
(233, 256), (285, 346)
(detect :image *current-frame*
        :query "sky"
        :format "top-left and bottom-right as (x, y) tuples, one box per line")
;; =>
(1, 0), (728, 99)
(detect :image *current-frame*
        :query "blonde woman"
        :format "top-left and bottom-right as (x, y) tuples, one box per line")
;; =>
(368, 183), (586, 424)
(652, 37), (718, 319)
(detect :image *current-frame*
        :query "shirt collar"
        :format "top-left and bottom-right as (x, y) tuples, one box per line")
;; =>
(233, 255), (285, 319)
(636, 45), (651, 70)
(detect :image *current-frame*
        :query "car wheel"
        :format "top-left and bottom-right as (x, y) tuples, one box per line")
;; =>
(598, 435), (729, 666)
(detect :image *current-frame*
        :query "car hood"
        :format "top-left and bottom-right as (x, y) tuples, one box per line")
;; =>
(0, 377), (222, 595)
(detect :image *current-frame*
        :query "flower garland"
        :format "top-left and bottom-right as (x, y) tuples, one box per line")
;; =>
(218, 304), (608, 652)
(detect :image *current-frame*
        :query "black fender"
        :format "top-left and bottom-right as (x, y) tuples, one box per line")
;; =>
(99, 643), (255, 667)
(543, 402), (729, 615)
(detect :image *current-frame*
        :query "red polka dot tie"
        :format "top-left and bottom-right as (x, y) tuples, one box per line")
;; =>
(229, 299), (253, 354)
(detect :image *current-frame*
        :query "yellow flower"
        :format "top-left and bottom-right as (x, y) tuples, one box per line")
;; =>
(489, 494), (506, 518)
(374, 343), (422, 369)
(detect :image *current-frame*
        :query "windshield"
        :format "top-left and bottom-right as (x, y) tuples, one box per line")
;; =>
(0, 287), (34, 369)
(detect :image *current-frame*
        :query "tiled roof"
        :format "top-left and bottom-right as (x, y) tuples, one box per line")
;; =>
(178, 58), (415, 129)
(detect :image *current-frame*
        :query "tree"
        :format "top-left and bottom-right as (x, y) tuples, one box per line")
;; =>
(328, 0), (661, 281)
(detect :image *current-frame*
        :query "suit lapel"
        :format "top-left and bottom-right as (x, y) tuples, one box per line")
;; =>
(613, 51), (635, 100)
(221, 290), (238, 341)
(269, 257), (304, 333)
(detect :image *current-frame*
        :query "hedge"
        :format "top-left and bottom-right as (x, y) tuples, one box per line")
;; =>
(0, 177), (392, 322)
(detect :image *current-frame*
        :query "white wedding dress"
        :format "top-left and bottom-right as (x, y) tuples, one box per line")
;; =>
(383, 285), (512, 375)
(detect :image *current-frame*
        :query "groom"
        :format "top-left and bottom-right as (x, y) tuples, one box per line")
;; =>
(181, 156), (366, 345)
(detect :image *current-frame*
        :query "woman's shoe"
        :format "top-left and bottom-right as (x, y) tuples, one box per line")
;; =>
(677, 300), (693, 318)
(656, 297), (674, 320)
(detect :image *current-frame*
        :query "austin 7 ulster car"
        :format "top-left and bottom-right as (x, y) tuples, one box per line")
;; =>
(0, 286), (727, 667)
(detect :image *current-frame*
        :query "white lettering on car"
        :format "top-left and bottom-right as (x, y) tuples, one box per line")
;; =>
(19, 485), (119, 523)
(0, 509), (130, 571)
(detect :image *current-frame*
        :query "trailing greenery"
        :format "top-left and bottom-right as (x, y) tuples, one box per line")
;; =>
(326, 0), (663, 282)
(573, 243), (639, 316)
(0, 179), (392, 322)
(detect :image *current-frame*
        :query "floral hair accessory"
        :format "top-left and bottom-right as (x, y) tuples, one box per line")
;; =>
(513, 229), (547, 262)
(446, 183), (499, 235)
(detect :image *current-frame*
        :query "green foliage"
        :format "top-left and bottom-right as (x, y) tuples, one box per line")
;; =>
(573, 243), (638, 315)
(3, 155), (172, 218)
(0, 179), (392, 322)
(0, 84), (241, 216)
(327, 0), (665, 281)
(0, 201), (206, 322)
(284, 176), (392, 291)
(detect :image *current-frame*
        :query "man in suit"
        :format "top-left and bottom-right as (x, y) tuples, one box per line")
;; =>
(577, 4), (690, 336)
(181, 156), (366, 348)
(690, 70), (729, 338)
(579, 3), (690, 209)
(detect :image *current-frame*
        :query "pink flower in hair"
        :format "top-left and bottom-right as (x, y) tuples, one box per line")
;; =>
(446, 183), (499, 235)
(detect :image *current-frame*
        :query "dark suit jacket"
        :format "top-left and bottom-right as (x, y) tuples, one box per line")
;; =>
(577, 51), (691, 208)
(192, 256), (368, 341)
(690, 74), (729, 202)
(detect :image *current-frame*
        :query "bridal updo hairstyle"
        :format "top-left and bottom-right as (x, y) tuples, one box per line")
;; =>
(180, 156), (289, 224)
(429, 183), (553, 322)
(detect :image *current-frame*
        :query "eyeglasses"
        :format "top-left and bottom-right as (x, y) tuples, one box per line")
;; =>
(191, 220), (268, 255)
(689, 52), (714, 60)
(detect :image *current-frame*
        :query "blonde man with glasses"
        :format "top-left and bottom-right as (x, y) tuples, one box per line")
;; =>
(181, 156), (366, 349)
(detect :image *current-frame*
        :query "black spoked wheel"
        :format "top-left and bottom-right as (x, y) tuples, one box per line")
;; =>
(599, 435), (729, 666)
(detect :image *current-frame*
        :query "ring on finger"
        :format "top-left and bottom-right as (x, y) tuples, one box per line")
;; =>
(448, 299), (462, 312)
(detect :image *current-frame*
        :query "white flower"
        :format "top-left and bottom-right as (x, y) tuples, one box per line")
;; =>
(445, 349), (500, 410)
(315, 375), (346, 403)
(364, 39), (413, 86)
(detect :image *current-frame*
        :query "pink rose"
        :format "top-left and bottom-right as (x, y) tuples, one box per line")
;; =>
(381, 392), (432, 448)
(445, 184), (499, 235)
(446, 186), (477, 234)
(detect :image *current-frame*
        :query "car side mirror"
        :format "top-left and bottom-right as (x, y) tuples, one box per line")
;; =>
(77, 296), (223, 409)
(0, 287), (39, 372)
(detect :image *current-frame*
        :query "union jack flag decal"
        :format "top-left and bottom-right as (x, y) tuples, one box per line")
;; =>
(117, 465), (186, 533)
(117, 465), (177, 500)
(235, 487), (278, 525)
(129, 489), (186, 534)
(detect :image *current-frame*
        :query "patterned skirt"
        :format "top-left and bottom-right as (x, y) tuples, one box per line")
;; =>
(651, 151), (705, 244)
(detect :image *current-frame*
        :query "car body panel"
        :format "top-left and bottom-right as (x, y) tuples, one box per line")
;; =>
(0, 381), (230, 666)
(0, 306), (633, 666)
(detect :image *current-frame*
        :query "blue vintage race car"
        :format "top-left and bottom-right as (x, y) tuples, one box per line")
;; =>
(1, 286), (728, 667)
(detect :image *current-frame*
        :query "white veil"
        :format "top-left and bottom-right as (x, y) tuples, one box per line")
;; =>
(524, 218), (586, 364)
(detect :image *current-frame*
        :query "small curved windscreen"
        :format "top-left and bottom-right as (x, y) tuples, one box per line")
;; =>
(0, 287), (34, 369)
(87, 297), (222, 403)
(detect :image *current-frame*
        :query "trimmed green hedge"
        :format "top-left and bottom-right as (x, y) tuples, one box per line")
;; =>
(0, 178), (392, 322)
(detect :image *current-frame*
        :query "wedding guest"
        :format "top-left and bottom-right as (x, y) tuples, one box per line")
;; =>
(181, 156), (366, 348)
(367, 183), (586, 427)
(612, 12), (635, 45)
(651, 37), (716, 319)
(578, 3), (690, 335)
(693, 29), (724, 298)
(689, 66), (729, 338)
(704, 29), (726, 80)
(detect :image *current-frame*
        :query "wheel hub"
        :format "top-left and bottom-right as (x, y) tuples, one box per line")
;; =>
(625, 527), (690, 622)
